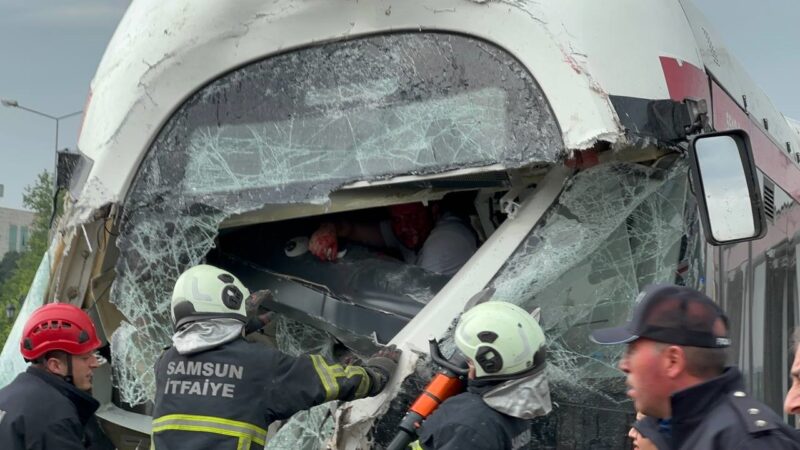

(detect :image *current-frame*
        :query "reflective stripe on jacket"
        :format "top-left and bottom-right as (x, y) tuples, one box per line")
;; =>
(152, 337), (377, 450)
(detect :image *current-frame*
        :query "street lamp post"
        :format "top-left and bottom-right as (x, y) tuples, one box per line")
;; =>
(1, 98), (83, 175)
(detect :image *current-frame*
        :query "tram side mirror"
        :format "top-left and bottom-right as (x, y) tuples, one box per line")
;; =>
(689, 130), (766, 245)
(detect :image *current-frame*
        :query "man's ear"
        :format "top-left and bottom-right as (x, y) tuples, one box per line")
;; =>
(663, 345), (686, 379)
(45, 356), (67, 376)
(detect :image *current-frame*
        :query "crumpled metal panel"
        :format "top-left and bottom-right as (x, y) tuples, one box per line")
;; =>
(108, 32), (563, 409)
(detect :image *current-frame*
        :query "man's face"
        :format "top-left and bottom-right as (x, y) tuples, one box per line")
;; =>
(619, 339), (671, 418)
(389, 203), (433, 250)
(48, 351), (101, 391)
(784, 345), (800, 415)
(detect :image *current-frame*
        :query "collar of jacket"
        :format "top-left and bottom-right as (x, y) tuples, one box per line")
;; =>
(633, 416), (671, 450)
(465, 367), (552, 419)
(466, 377), (505, 395)
(172, 318), (244, 355)
(669, 366), (745, 446)
(27, 366), (100, 424)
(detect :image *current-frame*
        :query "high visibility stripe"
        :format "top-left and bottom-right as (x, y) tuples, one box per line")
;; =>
(344, 365), (371, 398)
(410, 440), (424, 450)
(310, 355), (372, 401)
(310, 354), (339, 401)
(153, 414), (268, 436)
(152, 414), (267, 446)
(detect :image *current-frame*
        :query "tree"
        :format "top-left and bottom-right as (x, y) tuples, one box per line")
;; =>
(0, 172), (59, 345)
(0, 251), (21, 287)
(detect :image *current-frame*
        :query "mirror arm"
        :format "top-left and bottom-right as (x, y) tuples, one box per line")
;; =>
(683, 98), (711, 136)
(644, 98), (710, 143)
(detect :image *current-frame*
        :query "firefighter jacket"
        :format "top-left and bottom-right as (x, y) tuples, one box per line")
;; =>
(152, 337), (387, 450)
(415, 382), (533, 450)
(667, 367), (800, 449)
(0, 366), (108, 450)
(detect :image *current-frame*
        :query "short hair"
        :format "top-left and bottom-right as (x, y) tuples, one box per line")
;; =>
(682, 346), (727, 378)
(33, 350), (68, 366)
(650, 341), (726, 379)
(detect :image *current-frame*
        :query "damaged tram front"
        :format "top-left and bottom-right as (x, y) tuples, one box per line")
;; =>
(2, 0), (800, 448)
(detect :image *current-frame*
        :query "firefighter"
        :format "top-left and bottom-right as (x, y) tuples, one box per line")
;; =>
(151, 264), (399, 450)
(0, 303), (112, 449)
(414, 301), (551, 450)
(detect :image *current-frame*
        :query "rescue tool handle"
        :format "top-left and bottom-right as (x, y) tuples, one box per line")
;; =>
(386, 429), (416, 450)
(428, 338), (469, 377)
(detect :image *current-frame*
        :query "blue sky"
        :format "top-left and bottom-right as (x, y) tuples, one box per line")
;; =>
(0, 0), (798, 210)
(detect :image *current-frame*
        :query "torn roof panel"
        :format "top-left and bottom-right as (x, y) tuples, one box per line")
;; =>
(72, 0), (797, 226)
(75, 0), (695, 223)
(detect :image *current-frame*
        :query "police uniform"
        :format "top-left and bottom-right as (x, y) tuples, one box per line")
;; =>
(669, 367), (800, 449)
(152, 337), (387, 450)
(414, 382), (534, 450)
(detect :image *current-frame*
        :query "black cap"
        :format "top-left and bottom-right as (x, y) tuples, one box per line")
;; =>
(590, 284), (730, 348)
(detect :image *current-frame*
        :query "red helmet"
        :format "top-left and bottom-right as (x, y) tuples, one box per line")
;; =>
(20, 303), (102, 361)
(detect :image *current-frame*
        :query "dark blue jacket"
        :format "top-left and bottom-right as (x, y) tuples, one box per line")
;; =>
(152, 337), (386, 450)
(669, 367), (800, 449)
(417, 381), (532, 450)
(0, 366), (106, 449)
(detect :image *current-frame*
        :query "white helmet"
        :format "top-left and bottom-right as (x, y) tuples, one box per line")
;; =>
(455, 301), (546, 379)
(170, 264), (250, 329)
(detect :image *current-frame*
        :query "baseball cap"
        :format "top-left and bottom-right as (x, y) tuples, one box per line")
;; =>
(590, 284), (731, 348)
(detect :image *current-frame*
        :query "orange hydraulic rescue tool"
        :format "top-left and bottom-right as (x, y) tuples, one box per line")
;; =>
(387, 338), (470, 450)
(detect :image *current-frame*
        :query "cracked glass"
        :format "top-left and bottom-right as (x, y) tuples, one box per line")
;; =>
(489, 159), (703, 448)
(367, 159), (704, 448)
(108, 29), (563, 424)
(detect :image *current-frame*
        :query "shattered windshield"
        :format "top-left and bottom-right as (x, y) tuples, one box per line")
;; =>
(110, 31), (563, 414)
(488, 160), (703, 447)
(367, 160), (704, 448)
(146, 32), (564, 206)
(184, 87), (510, 196)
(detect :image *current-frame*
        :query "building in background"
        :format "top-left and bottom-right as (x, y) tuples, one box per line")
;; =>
(0, 207), (35, 259)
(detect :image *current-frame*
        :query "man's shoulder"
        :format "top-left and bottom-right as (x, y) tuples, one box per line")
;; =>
(429, 392), (503, 427)
(720, 390), (798, 439)
(693, 390), (799, 447)
(430, 215), (475, 240)
(419, 393), (499, 440)
(427, 392), (478, 418)
(0, 371), (60, 399)
(0, 371), (76, 423)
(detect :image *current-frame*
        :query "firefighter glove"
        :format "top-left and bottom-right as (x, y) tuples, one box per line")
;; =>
(365, 345), (401, 395)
